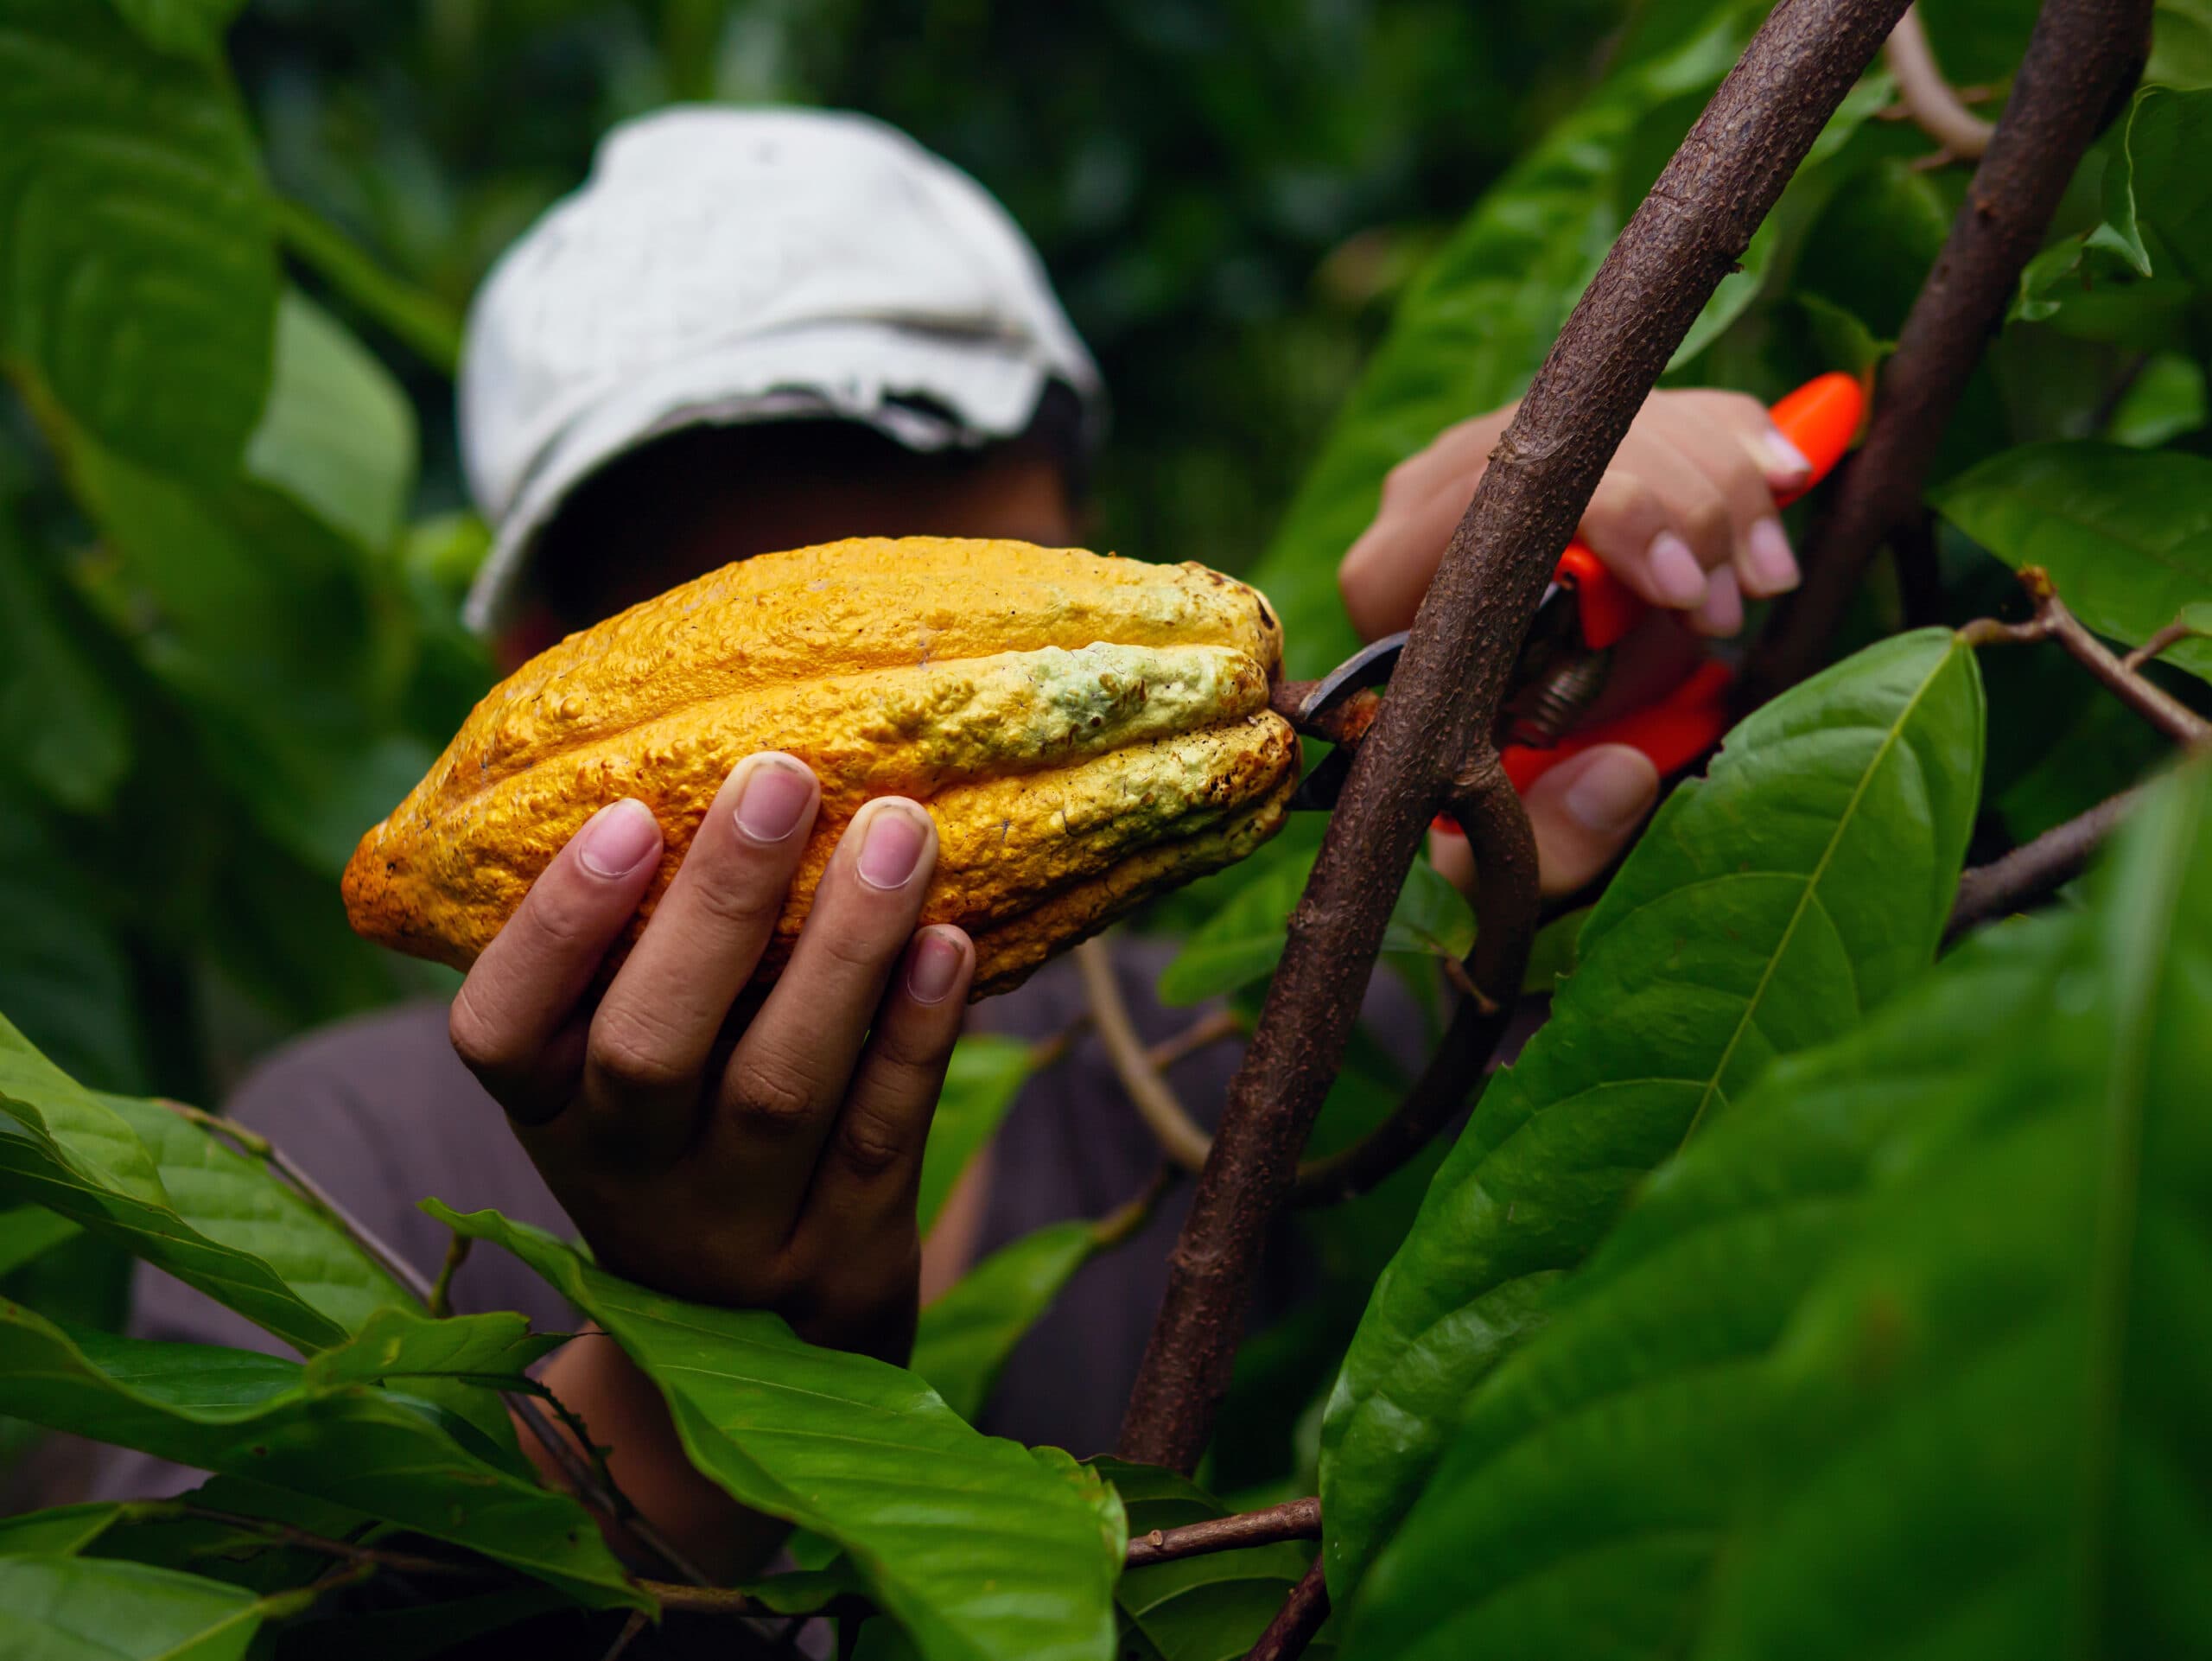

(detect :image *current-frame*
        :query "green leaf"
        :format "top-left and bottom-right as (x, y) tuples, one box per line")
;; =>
(435, 1203), (1120, 1661)
(1096, 1459), (1330, 1661)
(244, 291), (416, 556)
(103, 0), (243, 60)
(0, 804), (145, 1091)
(0, 1206), (80, 1279)
(0, 1555), (268, 1661)
(0, 1016), (409, 1352)
(0, 1503), (124, 1556)
(1319, 630), (1986, 1595)
(0, 0), (276, 476)
(2151, 0), (2212, 89)
(1350, 757), (2212, 1659)
(1934, 440), (2212, 685)
(912, 1222), (1099, 1422)
(0, 1303), (637, 1607)
(297, 1305), (560, 1393)
(0, 511), (130, 814)
(2107, 352), (2209, 447)
(1343, 918), (2073, 1660)
(916, 1036), (1033, 1238)
(2090, 87), (2212, 283)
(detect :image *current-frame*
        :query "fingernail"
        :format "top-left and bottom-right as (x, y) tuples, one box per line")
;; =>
(1647, 531), (1709, 608)
(1759, 429), (1813, 481)
(906, 930), (964, 1003)
(1563, 752), (1656, 834)
(579, 799), (660, 877)
(856, 803), (930, 890)
(734, 758), (814, 843)
(1692, 568), (1744, 638)
(1745, 518), (1801, 595)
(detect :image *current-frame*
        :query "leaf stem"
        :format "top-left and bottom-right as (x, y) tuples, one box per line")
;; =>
(273, 198), (465, 377)
(2121, 610), (2212, 673)
(1882, 3), (1995, 162)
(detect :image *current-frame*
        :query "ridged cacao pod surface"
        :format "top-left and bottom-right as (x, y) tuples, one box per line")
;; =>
(342, 537), (1299, 997)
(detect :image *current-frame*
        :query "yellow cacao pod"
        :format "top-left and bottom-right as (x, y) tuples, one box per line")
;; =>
(342, 537), (1299, 998)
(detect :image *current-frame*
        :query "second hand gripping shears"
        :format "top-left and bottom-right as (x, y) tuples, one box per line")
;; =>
(1278, 372), (1866, 816)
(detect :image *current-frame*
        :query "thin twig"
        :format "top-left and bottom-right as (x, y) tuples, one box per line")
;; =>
(1246, 1557), (1331, 1661)
(511, 1388), (712, 1588)
(601, 1609), (652, 1661)
(429, 1232), (473, 1320)
(2123, 611), (2212, 672)
(1120, 0), (1918, 1475)
(1122, 1496), (1322, 1569)
(124, 1500), (481, 1581)
(1960, 569), (2212, 746)
(1749, 0), (2153, 697)
(1093, 1166), (1176, 1250)
(1075, 939), (1222, 1175)
(1883, 3), (1995, 161)
(1945, 783), (2145, 941)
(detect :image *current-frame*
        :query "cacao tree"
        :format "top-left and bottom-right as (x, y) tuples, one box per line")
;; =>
(2, 0), (2209, 1657)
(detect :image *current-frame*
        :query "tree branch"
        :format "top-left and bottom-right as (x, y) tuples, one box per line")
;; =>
(1245, 1557), (1331, 1661)
(1958, 568), (2212, 745)
(1748, 0), (2153, 698)
(2122, 610), (2211, 671)
(1117, 0), (1920, 1476)
(1076, 940), (1217, 1174)
(1122, 1496), (1323, 1569)
(1883, 3), (1996, 162)
(1945, 782), (2145, 941)
(1290, 761), (1540, 1207)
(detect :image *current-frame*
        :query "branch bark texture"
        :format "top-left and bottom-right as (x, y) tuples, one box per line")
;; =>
(1946, 782), (2144, 941)
(1123, 1496), (1323, 1569)
(1750, 0), (2152, 697)
(1116, 0), (1918, 1475)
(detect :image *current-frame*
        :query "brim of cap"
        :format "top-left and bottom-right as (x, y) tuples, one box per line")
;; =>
(461, 319), (1086, 636)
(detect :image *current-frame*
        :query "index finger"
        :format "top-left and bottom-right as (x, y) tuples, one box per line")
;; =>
(447, 798), (664, 1121)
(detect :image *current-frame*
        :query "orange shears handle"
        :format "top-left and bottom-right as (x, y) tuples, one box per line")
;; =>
(1449, 372), (1864, 821)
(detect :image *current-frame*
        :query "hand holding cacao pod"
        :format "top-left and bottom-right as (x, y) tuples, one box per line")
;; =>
(343, 537), (1299, 997)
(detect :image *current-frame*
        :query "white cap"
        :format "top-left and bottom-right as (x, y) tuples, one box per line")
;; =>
(457, 105), (1104, 634)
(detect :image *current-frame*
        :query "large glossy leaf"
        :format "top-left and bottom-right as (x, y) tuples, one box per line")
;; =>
(0, 1555), (270, 1661)
(0, 1206), (79, 1279)
(436, 1204), (1120, 1661)
(0, 1015), (404, 1352)
(1348, 756), (2212, 1660)
(1097, 1459), (1331, 1661)
(1935, 441), (2212, 686)
(244, 291), (417, 556)
(0, 512), (130, 815)
(0, 1301), (637, 1607)
(912, 1222), (1099, 1423)
(1319, 629), (1986, 1594)
(0, 0), (275, 476)
(916, 1037), (1033, 1238)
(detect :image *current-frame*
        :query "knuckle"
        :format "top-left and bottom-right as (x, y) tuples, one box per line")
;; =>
(447, 986), (511, 1078)
(834, 1105), (912, 1179)
(1685, 488), (1731, 551)
(681, 864), (787, 933)
(724, 1053), (819, 1134)
(587, 1007), (693, 1095)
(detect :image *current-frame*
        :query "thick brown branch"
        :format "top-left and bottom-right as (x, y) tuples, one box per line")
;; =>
(1749, 0), (2153, 698)
(1118, 0), (1919, 1476)
(1123, 1497), (1323, 1569)
(1945, 783), (2144, 941)
(1884, 4), (1995, 161)
(1246, 1557), (1332, 1661)
(1292, 760), (1541, 1207)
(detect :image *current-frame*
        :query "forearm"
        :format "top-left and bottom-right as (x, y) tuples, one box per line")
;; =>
(517, 1325), (791, 1581)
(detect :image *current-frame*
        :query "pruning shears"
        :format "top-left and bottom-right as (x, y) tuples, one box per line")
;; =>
(1281, 372), (1866, 815)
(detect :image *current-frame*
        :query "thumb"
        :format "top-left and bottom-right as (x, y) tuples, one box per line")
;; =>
(1520, 745), (1660, 897)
